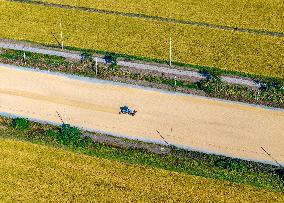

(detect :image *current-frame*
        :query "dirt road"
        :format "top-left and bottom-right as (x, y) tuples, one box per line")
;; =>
(1, 64), (283, 164)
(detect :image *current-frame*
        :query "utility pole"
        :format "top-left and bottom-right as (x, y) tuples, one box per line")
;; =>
(156, 130), (169, 146)
(169, 34), (172, 67)
(59, 18), (64, 50)
(56, 110), (65, 125)
(95, 57), (98, 77)
(23, 52), (26, 64)
(261, 147), (283, 168)
(256, 90), (260, 102)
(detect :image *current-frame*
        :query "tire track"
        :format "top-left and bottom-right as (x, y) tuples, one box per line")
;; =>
(0, 88), (117, 114)
(9, 0), (284, 38)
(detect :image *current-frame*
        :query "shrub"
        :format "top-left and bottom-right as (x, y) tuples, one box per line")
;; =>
(80, 136), (95, 148)
(215, 159), (248, 172)
(1, 51), (19, 60)
(80, 52), (93, 63)
(104, 52), (117, 65)
(199, 70), (221, 81)
(197, 79), (217, 93)
(12, 117), (31, 130)
(45, 129), (59, 139)
(109, 63), (120, 71)
(275, 168), (284, 182)
(97, 65), (116, 78)
(59, 124), (82, 146)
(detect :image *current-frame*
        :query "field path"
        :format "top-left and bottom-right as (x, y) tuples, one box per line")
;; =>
(0, 39), (261, 88)
(1, 64), (283, 164)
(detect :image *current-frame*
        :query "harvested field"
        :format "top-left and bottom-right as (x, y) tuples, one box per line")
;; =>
(1, 0), (284, 78)
(0, 138), (283, 202)
(37, 0), (284, 32)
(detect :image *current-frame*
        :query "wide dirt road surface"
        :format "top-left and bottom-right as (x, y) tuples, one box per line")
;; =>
(1, 64), (283, 164)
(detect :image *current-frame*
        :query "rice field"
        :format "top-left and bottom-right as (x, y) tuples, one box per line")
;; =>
(37, 0), (284, 33)
(1, 0), (283, 78)
(0, 138), (283, 202)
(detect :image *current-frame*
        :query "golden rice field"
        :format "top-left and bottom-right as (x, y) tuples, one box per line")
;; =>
(0, 0), (283, 78)
(0, 138), (283, 202)
(38, 0), (284, 33)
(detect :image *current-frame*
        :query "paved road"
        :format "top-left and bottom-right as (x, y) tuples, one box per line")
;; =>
(1, 64), (283, 164)
(0, 40), (260, 88)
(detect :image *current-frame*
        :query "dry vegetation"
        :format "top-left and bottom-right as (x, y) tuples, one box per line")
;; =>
(38, 0), (284, 32)
(1, 0), (283, 78)
(0, 138), (283, 202)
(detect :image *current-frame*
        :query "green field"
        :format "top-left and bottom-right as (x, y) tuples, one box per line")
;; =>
(0, 138), (283, 202)
(1, 0), (283, 79)
(38, 0), (284, 32)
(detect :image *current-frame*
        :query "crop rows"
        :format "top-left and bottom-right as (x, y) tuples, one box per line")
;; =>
(36, 0), (284, 33)
(1, 137), (284, 202)
(1, 0), (284, 79)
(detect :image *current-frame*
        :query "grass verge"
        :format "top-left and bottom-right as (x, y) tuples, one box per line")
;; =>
(0, 116), (283, 193)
